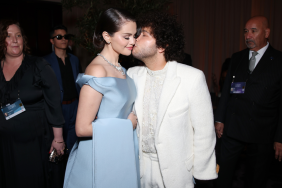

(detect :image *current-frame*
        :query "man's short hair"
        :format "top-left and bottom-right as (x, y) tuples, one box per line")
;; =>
(137, 12), (185, 62)
(49, 24), (68, 38)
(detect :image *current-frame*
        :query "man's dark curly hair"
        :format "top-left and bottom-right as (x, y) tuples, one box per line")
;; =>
(137, 12), (185, 62)
(0, 19), (30, 61)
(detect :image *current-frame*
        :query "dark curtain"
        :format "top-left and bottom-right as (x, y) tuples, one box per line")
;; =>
(172, 0), (282, 89)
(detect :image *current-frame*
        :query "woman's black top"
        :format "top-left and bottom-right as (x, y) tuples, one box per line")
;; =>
(0, 55), (64, 188)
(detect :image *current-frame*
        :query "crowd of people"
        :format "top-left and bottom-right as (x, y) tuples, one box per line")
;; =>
(0, 7), (281, 188)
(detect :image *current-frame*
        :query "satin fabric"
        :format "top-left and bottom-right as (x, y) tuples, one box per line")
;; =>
(64, 72), (140, 188)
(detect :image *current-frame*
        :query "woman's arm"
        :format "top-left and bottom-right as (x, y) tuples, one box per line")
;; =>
(50, 127), (65, 155)
(75, 64), (105, 137)
(75, 84), (103, 137)
(37, 58), (66, 155)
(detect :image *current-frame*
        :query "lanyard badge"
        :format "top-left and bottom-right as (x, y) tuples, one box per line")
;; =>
(230, 82), (246, 94)
(1, 99), (26, 120)
(1, 90), (26, 120)
(230, 76), (246, 94)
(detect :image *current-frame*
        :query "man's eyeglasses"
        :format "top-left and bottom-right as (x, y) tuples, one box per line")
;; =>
(51, 34), (70, 40)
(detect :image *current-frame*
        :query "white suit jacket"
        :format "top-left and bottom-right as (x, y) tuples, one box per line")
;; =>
(127, 61), (217, 188)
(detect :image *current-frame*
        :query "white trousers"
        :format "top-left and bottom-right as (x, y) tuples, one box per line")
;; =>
(141, 152), (165, 188)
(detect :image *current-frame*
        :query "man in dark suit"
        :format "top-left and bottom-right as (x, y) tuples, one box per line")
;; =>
(215, 16), (282, 188)
(44, 25), (80, 153)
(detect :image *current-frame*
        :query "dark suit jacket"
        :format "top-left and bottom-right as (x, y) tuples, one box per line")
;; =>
(215, 45), (282, 143)
(43, 51), (80, 102)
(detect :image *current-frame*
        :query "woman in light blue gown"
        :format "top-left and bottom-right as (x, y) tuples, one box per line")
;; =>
(64, 8), (140, 188)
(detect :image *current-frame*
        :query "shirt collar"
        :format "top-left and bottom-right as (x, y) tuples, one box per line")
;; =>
(146, 63), (168, 76)
(250, 42), (269, 56)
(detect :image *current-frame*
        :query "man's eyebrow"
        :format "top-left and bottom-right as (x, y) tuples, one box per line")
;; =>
(244, 28), (258, 30)
(142, 30), (150, 34)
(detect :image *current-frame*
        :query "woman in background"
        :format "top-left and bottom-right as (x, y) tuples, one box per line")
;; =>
(0, 20), (65, 188)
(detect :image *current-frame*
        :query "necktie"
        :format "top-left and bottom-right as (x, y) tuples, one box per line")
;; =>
(249, 51), (258, 73)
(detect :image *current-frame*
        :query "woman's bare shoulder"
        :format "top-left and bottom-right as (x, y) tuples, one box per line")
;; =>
(85, 57), (107, 77)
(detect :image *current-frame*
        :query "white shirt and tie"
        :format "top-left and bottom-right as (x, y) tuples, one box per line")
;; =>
(249, 42), (269, 70)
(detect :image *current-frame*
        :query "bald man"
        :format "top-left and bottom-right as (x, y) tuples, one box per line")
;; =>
(215, 16), (282, 188)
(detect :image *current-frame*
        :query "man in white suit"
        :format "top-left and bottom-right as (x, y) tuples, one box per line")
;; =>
(127, 12), (217, 188)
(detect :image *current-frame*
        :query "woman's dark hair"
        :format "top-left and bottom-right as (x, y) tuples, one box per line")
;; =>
(0, 19), (30, 60)
(93, 8), (136, 49)
(137, 12), (185, 62)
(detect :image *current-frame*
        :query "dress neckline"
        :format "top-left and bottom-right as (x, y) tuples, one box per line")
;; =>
(83, 67), (127, 80)
(83, 74), (127, 80)
(0, 54), (34, 105)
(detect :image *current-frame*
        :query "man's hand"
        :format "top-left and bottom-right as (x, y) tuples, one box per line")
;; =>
(274, 142), (282, 162)
(215, 122), (224, 138)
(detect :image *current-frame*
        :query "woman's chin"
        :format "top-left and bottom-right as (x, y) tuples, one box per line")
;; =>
(120, 51), (132, 56)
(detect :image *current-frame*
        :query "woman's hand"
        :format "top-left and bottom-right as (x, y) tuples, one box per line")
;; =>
(128, 112), (138, 129)
(49, 139), (65, 155)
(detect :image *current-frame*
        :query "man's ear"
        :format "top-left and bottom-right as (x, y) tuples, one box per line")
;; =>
(265, 28), (270, 39)
(102, 31), (111, 44)
(158, 44), (168, 53)
(50, 39), (54, 45)
(158, 47), (165, 53)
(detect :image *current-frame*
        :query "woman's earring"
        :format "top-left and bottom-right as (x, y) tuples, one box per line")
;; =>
(107, 41), (111, 45)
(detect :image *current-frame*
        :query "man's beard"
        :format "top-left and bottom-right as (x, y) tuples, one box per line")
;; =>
(245, 39), (257, 49)
(132, 45), (158, 61)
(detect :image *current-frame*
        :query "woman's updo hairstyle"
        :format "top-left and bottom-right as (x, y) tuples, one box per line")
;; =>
(93, 8), (136, 49)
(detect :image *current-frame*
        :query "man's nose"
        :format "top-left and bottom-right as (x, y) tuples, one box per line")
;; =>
(245, 32), (252, 39)
(136, 35), (141, 41)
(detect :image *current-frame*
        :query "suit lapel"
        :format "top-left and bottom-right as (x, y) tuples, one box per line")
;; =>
(251, 45), (274, 76)
(69, 54), (78, 80)
(133, 67), (147, 129)
(155, 62), (180, 136)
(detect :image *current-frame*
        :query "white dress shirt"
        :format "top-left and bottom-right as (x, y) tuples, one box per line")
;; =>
(142, 63), (168, 153)
(249, 42), (269, 69)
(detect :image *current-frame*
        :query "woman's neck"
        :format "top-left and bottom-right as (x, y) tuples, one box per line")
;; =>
(99, 46), (120, 66)
(3, 53), (24, 67)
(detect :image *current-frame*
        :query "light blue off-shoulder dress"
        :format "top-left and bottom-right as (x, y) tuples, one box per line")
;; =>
(64, 69), (140, 188)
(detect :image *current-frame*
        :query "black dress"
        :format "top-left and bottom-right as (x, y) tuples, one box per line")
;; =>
(0, 55), (64, 188)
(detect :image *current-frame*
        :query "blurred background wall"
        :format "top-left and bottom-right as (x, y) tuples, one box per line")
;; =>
(1, 0), (282, 89)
